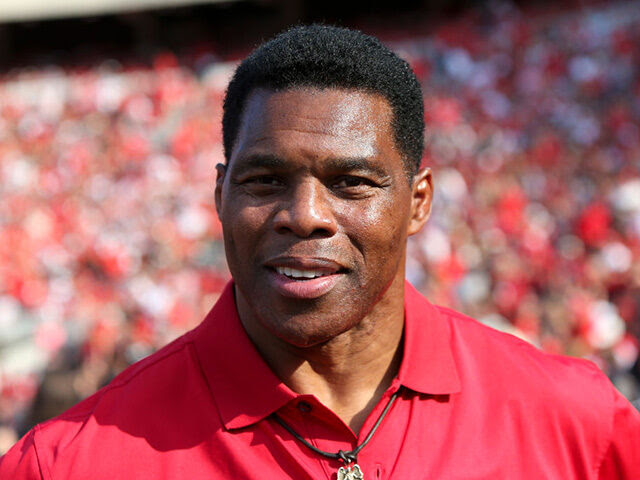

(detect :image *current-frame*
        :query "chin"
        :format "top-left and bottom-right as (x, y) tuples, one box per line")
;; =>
(261, 311), (359, 348)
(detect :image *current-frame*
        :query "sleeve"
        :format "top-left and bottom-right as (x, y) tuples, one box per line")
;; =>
(0, 429), (45, 480)
(597, 387), (640, 479)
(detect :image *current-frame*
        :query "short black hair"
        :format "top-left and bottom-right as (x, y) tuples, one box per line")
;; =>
(222, 24), (425, 176)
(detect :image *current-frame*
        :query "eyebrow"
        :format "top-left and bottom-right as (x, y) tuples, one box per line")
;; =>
(324, 157), (390, 178)
(232, 154), (286, 172)
(231, 154), (390, 178)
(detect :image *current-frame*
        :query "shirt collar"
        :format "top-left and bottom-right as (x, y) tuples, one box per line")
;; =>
(398, 281), (461, 395)
(192, 280), (460, 430)
(192, 282), (297, 430)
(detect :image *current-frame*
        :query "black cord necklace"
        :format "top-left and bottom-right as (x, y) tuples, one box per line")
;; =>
(271, 389), (400, 480)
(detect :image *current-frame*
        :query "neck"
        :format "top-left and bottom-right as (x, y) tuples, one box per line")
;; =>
(238, 283), (405, 435)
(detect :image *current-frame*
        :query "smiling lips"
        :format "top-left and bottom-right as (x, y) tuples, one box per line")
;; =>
(274, 266), (332, 279)
(266, 259), (344, 299)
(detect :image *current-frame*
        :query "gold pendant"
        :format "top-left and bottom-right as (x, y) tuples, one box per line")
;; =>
(337, 464), (364, 480)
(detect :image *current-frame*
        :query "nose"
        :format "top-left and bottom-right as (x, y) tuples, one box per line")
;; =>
(273, 180), (338, 238)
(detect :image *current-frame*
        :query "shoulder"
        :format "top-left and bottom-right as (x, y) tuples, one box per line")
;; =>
(50, 331), (202, 424)
(436, 305), (618, 440)
(1, 328), (221, 479)
(434, 305), (637, 474)
(437, 305), (611, 400)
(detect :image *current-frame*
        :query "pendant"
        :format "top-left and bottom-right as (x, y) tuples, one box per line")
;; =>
(337, 464), (364, 480)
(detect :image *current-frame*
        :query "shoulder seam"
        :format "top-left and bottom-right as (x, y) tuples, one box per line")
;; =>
(434, 305), (471, 320)
(32, 425), (51, 480)
(108, 337), (191, 389)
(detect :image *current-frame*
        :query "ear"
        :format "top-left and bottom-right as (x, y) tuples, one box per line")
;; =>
(214, 163), (227, 218)
(408, 167), (433, 236)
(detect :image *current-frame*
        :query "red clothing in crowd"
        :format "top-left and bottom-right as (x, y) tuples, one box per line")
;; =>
(1, 282), (639, 479)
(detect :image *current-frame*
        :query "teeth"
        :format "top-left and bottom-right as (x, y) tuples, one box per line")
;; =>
(276, 267), (328, 279)
(301, 270), (318, 278)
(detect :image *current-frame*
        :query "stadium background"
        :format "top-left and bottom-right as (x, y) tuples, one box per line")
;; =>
(1, 0), (639, 453)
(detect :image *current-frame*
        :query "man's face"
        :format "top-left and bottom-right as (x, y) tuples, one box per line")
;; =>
(216, 87), (431, 347)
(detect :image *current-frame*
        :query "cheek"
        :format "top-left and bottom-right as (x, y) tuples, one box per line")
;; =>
(221, 204), (270, 265)
(225, 203), (269, 237)
(344, 196), (410, 259)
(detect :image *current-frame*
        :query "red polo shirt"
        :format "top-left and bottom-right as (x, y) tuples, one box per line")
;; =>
(2, 282), (639, 479)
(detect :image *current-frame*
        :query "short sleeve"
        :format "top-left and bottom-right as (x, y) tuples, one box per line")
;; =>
(0, 429), (45, 480)
(597, 388), (640, 479)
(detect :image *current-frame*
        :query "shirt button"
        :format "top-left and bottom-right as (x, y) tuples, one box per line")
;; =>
(297, 401), (312, 413)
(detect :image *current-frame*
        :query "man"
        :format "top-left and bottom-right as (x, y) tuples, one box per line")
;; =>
(1, 25), (639, 479)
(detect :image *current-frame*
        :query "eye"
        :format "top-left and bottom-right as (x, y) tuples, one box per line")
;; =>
(237, 175), (285, 196)
(246, 175), (282, 186)
(329, 175), (382, 199)
(331, 176), (376, 189)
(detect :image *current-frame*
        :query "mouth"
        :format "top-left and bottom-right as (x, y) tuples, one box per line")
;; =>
(264, 258), (345, 299)
(273, 266), (335, 280)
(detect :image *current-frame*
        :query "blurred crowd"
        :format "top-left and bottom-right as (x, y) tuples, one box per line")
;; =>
(1, 0), (640, 452)
(404, 0), (640, 392)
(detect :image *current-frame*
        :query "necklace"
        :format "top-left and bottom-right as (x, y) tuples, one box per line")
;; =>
(271, 389), (400, 480)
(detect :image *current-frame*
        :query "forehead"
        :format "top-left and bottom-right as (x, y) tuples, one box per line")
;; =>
(231, 87), (398, 164)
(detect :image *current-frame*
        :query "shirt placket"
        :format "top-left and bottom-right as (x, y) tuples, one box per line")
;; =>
(276, 396), (360, 479)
